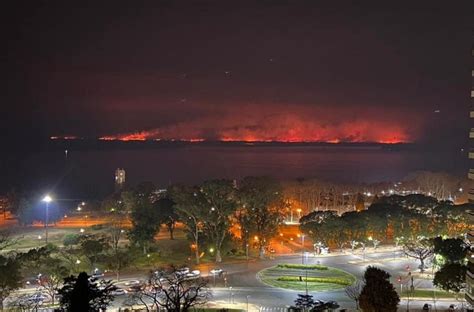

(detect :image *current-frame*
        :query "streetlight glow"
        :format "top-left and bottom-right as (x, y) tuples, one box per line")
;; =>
(42, 195), (52, 203)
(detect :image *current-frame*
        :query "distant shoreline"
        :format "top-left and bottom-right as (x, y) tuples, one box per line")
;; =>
(46, 139), (416, 151)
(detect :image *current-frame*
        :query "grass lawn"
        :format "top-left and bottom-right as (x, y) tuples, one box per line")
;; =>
(401, 289), (460, 299)
(258, 263), (355, 292)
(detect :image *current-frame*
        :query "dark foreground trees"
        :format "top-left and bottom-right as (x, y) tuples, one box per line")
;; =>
(359, 266), (399, 312)
(291, 294), (339, 312)
(0, 255), (22, 310)
(58, 272), (117, 312)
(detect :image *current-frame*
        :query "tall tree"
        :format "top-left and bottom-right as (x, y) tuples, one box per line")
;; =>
(39, 257), (70, 305)
(345, 280), (364, 311)
(433, 263), (467, 295)
(170, 185), (205, 264)
(128, 195), (162, 254)
(238, 176), (285, 258)
(359, 266), (400, 312)
(403, 238), (434, 273)
(156, 196), (179, 240)
(199, 179), (237, 262)
(433, 237), (468, 263)
(105, 248), (132, 281)
(58, 272), (117, 312)
(101, 196), (127, 252)
(80, 235), (109, 270)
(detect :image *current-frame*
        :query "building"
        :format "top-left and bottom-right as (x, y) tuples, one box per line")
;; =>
(470, 46), (474, 202)
(466, 211), (474, 307)
(467, 43), (474, 309)
(115, 168), (126, 191)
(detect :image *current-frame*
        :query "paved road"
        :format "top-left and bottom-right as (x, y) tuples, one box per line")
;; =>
(11, 248), (467, 311)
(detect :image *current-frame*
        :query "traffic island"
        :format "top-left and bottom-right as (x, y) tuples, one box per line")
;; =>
(257, 263), (355, 292)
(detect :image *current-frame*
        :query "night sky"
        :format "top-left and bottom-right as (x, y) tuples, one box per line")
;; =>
(3, 1), (474, 147)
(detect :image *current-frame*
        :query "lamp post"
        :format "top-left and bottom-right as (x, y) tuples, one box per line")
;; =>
(42, 195), (52, 244)
(301, 234), (305, 264)
(246, 295), (250, 312)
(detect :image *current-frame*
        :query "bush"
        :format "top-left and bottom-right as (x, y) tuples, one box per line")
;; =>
(277, 264), (328, 270)
(63, 234), (80, 247)
(277, 276), (352, 286)
(90, 224), (105, 230)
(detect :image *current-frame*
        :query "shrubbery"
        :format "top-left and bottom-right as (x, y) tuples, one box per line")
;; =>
(277, 264), (328, 270)
(277, 276), (352, 285)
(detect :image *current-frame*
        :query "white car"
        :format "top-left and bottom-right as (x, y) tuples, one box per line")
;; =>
(210, 269), (223, 276)
(111, 288), (127, 296)
(124, 280), (142, 286)
(176, 267), (190, 275)
(185, 270), (201, 279)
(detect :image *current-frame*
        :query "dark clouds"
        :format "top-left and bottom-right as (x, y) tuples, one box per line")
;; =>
(3, 1), (473, 146)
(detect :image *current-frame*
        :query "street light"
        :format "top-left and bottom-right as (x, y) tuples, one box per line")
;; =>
(301, 234), (305, 264)
(246, 295), (250, 312)
(42, 195), (52, 244)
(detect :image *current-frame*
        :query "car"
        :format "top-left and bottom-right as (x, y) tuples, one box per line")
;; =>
(210, 269), (223, 276)
(176, 267), (190, 276)
(23, 277), (41, 287)
(124, 280), (142, 286)
(27, 293), (47, 304)
(127, 284), (144, 293)
(185, 270), (201, 279)
(91, 269), (105, 279)
(111, 288), (128, 296)
(320, 247), (330, 254)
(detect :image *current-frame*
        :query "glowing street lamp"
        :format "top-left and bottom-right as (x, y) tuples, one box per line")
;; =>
(42, 195), (52, 243)
(296, 208), (302, 220)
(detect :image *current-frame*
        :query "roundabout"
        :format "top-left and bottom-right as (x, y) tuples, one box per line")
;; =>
(257, 263), (356, 292)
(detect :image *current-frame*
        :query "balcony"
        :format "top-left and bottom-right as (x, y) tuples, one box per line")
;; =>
(469, 169), (474, 180)
(469, 190), (474, 202)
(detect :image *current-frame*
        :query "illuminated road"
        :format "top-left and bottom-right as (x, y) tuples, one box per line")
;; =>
(10, 248), (461, 311)
(108, 248), (459, 311)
